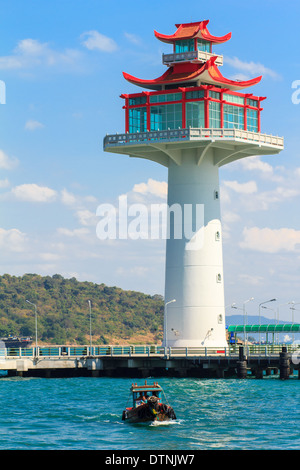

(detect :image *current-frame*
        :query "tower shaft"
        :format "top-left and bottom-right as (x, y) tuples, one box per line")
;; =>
(164, 148), (226, 347)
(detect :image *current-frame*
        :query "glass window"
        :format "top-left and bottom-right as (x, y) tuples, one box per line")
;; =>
(129, 96), (147, 106)
(223, 93), (244, 105)
(209, 101), (221, 128)
(186, 90), (205, 100)
(150, 103), (182, 131)
(129, 107), (147, 133)
(197, 39), (210, 52)
(175, 39), (194, 53)
(223, 104), (244, 129)
(186, 101), (205, 128)
(150, 93), (182, 103)
(209, 91), (220, 100)
(247, 109), (258, 132)
(247, 98), (258, 107)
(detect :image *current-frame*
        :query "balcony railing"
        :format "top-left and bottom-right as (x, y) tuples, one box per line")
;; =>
(104, 128), (284, 149)
(162, 50), (223, 66)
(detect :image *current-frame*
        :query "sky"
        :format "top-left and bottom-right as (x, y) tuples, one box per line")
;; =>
(1, 0), (300, 322)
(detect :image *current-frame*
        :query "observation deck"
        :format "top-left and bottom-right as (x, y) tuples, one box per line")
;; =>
(104, 127), (284, 168)
(162, 50), (223, 66)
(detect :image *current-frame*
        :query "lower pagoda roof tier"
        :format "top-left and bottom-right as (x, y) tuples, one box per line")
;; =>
(123, 57), (262, 91)
(154, 20), (231, 44)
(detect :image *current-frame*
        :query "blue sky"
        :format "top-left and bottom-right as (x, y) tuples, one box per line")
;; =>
(1, 0), (300, 321)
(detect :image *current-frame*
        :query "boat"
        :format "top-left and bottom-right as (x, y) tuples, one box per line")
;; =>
(122, 380), (176, 423)
(0, 336), (32, 348)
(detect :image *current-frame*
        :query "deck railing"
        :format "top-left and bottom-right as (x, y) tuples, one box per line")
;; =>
(162, 50), (223, 66)
(104, 128), (284, 149)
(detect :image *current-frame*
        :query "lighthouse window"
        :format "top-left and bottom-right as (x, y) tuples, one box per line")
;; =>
(247, 108), (258, 132)
(223, 93), (244, 105)
(223, 104), (244, 129)
(129, 96), (147, 106)
(150, 93), (182, 103)
(129, 107), (147, 133)
(175, 39), (194, 53)
(247, 98), (258, 107)
(186, 90), (205, 99)
(197, 39), (210, 52)
(209, 91), (220, 99)
(186, 101), (205, 128)
(209, 101), (221, 128)
(150, 103), (182, 131)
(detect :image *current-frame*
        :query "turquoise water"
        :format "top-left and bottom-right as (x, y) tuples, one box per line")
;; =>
(0, 375), (299, 450)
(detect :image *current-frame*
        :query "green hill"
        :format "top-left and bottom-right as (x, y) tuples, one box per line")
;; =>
(0, 274), (164, 345)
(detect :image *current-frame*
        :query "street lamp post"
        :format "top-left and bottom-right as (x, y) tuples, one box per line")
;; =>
(259, 298), (277, 346)
(164, 299), (176, 347)
(88, 300), (92, 353)
(288, 302), (300, 343)
(26, 300), (38, 354)
(243, 297), (254, 348)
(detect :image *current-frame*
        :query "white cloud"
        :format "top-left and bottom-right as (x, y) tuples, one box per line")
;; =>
(0, 178), (10, 188)
(61, 188), (77, 206)
(57, 227), (90, 238)
(224, 56), (281, 80)
(245, 186), (300, 211)
(25, 119), (44, 131)
(0, 149), (18, 170)
(240, 227), (300, 253)
(238, 273), (264, 286)
(11, 183), (57, 202)
(76, 209), (98, 227)
(80, 31), (117, 52)
(0, 228), (27, 252)
(0, 38), (82, 70)
(132, 178), (167, 199)
(233, 156), (283, 183)
(124, 32), (142, 46)
(223, 180), (257, 194)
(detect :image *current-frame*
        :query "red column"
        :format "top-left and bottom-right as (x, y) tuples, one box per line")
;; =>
(244, 98), (247, 131)
(182, 90), (186, 129)
(146, 94), (150, 131)
(204, 89), (209, 128)
(258, 105), (261, 132)
(124, 97), (129, 133)
(220, 91), (224, 128)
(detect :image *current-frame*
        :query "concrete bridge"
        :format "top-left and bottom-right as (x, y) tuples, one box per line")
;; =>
(0, 344), (299, 379)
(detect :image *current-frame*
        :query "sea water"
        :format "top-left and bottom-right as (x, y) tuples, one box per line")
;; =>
(0, 375), (299, 450)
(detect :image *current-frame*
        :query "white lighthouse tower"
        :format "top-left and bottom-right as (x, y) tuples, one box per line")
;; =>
(104, 20), (284, 348)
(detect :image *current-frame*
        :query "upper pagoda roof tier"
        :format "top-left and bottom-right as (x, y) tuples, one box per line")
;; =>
(154, 20), (231, 45)
(123, 57), (262, 91)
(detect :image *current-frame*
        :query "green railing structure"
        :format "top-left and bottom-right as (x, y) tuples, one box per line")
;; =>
(227, 324), (300, 333)
(0, 343), (299, 359)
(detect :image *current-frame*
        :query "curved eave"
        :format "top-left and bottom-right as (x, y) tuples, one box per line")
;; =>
(202, 58), (262, 90)
(123, 58), (262, 91)
(154, 20), (231, 45)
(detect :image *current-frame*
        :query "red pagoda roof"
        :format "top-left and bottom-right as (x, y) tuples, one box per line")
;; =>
(154, 20), (231, 44)
(123, 57), (262, 91)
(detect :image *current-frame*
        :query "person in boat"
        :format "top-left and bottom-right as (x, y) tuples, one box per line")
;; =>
(135, 393), (147, 407)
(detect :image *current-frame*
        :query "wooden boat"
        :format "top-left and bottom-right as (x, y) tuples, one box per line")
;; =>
(122, 381), (176, 423)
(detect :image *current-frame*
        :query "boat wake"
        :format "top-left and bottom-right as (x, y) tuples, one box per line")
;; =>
(150, 419), (180, 427)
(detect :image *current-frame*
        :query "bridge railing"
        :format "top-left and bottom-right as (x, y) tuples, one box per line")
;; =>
(0, 343), (298, 359)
